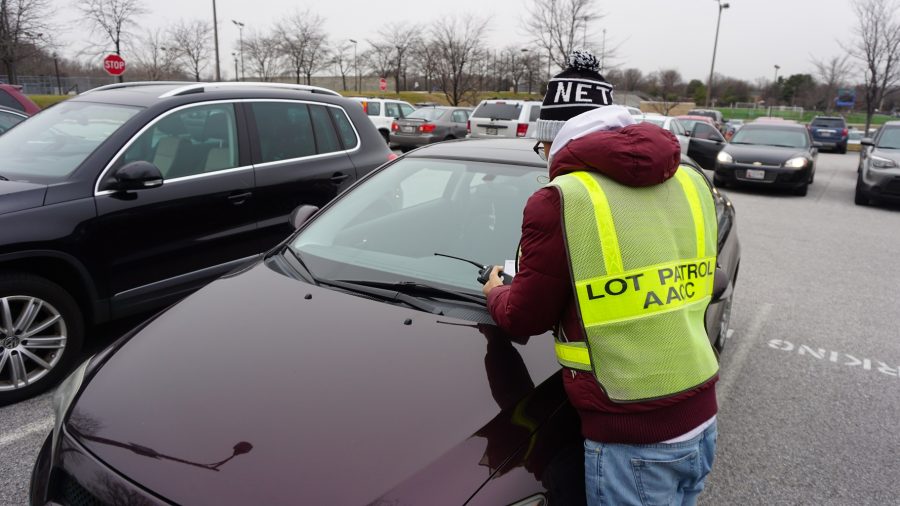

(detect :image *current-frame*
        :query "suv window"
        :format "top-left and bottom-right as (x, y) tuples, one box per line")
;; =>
(118, 103), (239, 179)
(0, 90), (23, 111)
(366, 102), (381, 116)
(328, 107), (358, 150)
(529, 105), (540, 122)
(811, 118), (845, 128)
(252, 102), (316, 163)
(385, 102), (401, 119)
(472, 103), (522, 120)
(399, 103), (415, 118)
(309, 104), (341, 154)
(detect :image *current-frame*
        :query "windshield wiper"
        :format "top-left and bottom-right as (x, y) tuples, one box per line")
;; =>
(0, 174), (8, 181)
(281, 247), (320, 285)
(321, 279), (445, 315)
(335, 279), (486, 305)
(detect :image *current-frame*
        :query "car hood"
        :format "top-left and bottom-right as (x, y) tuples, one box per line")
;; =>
(67, 260), (562, 505)
(723, 144), (809, 165)
(871, 148), (900, 163)
(0, 179), (46, 214)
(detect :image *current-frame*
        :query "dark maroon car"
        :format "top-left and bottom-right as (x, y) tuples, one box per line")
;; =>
(32, 139), (739, 505)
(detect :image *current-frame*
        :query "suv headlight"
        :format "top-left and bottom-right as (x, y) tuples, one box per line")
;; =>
(784, 157), (808, 168)
(51, 358), (91, 448)
(870, 155), (898, 169)
(716, 151), (733, 164)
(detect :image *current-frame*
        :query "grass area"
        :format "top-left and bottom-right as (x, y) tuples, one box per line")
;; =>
(28, 94), (72, 108)
(712, 106), (893, 128)
(339, 90), (542, 106)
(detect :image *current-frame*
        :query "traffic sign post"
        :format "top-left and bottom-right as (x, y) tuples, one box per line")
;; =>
(379, 77), (387, 91)
(103, 54), (126, 77)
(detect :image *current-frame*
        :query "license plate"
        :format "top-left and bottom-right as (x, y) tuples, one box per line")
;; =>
(486, 127), (498, 135)
(819, 130), (833, 136)
(745, 169), (766, 180)
(401, 126), (414, 133)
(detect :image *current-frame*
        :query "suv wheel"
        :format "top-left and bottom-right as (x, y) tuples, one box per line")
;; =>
(855, 178), (869, 206)
(0, 273), (84, 406)
(379, 130), (389, 144)
(839, 143), (848, 154)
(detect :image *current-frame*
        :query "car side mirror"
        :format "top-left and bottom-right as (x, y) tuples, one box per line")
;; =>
(290, 205), (319, 230)
(861, 137), (875, 146)
(111, 161), (163, 191)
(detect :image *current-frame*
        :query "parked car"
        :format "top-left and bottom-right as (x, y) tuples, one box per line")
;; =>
(724, 119), (744, 141)
(714, 121), (817, 195)
(625, 106), (643, 117)
(389, 106), (471, 152)
(637, 114), (690, 155)
(0, 81), (392, 405)
(847, 128), (864, 152)
(807, 115), (849, 153)
(680, 116), (727, 171)
(0, 105), (27, 134)
(855, 121), (900, 206)
(467, 99), (542, 138)
(347, 97), (417, 143)
(31, 138), (740, 506)
(0, 84), (41, 115)
(687, 108), (724, 131)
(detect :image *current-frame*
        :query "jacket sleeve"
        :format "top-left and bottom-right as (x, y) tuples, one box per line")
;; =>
(487, 187), (572, 337)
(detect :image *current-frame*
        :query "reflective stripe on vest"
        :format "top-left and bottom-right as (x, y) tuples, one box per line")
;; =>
(549, 166), (720, 402)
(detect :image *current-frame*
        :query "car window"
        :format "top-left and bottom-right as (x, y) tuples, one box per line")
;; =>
(0, 110), (24, 134)
(0, 90), (24, 111)
(529, 105), (540, 122)
(366, 101), (380, 116)
(408, 108), (444, 121)
(472, 103), (522, 120)
(117, 103), (239, 179)
(451, 110), (467, 123)
(0, 101), (140, 183)
(730, 127), (809, 148)
(328, 107), (358, 150)
(251, 102), (316, 163)
(385, 102), (401, 119)
(671, 120), (685, 136)
(692, 123), (722, 141)
(875, 127), (900, 149)
(309, 104), (342, 154)
(811, 118), (845, 128)
(399, 103), (415, 118)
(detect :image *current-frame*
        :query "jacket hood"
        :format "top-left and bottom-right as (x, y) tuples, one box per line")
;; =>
(549, 122), (681, 187)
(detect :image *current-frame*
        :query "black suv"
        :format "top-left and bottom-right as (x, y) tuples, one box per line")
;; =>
(0, 82), (391, 404)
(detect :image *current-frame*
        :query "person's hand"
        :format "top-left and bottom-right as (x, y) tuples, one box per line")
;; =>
(482, 266), (505, 297)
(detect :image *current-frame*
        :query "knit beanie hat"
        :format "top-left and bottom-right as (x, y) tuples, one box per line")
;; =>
(535, 49), (614, 143)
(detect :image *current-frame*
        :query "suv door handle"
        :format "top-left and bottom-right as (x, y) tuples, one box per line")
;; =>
(330, 173), (351, 183)
(228, 191), (253, 205)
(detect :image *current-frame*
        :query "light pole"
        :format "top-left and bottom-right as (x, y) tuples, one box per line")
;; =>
(349, 39), (359, 93)
(705, 0), (730, 107)
(601, 29), (607, 70)
(212, 0), (221, 80)
(769, 64), (781, 116)
(52, 52), (62, 94)
(232, 52), (239, 82)
(519, 48), (530, 94)
(232, 20), (245, 81)
(579, 16), (589, 48)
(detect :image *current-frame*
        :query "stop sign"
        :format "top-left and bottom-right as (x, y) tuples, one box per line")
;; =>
(379, 77), (387, 91)
(103, 54), (126, 76)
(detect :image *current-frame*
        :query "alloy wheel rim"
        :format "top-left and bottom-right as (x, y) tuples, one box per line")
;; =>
(0, 296), (68, 392)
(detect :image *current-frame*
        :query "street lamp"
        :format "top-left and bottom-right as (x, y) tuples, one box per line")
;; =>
(232, 52), (239, 82)
(349, 39), (359, 93)
(52, 52), (62, 94)
(770, 64), (781, 116)
(519, 48), (529, 94)
(705, 0), (730, 107)
(211, 0), (221, 81)
(232, 20), (245, 81)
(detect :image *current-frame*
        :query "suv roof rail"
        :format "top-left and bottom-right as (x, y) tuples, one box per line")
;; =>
(158, 82), (342, 98)
(81, 81), (194, 95)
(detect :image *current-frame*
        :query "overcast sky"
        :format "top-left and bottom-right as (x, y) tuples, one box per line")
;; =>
(59, 0), (859, 84)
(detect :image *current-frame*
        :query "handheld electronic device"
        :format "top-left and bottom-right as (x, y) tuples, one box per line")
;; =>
(434, 253), (514, 285)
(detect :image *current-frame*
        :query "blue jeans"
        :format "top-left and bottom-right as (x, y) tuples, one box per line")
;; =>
(584, 421), (717, 506)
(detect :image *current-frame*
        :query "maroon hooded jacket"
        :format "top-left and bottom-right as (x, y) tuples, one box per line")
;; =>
(487, 122), (718, 444)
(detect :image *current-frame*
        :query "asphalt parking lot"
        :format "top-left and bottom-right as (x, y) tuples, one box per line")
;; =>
(2, 152), (898, 505)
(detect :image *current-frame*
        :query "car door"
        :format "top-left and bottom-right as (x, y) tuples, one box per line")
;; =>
(451, 110), (470, 138)
(246, 100), (358, 249)
(92, 101), (259, 317)
(688, 122), (726, 171)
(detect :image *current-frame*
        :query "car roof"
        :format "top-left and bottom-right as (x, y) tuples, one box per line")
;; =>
(405, 138), (546, 167)
(74, 82), (342, 107)
(477, 99), (542, 105)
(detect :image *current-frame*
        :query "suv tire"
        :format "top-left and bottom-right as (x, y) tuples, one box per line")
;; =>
(0, 272), (84, 406)
(794, 183), (809, 196)
(855, 179), (869, 206)
(839, 143), (848, 154)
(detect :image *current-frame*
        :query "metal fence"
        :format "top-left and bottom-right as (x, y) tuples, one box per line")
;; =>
(0, 75), (118, 95)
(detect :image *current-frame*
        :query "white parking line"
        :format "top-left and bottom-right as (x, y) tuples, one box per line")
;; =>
(0, 417), (53, 447)
(717, 302), (773, 404)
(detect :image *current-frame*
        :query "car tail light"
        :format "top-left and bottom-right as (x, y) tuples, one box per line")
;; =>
(387, 152), (398, 161)
(467, 120), (471, 134)
(419, 123), (436, 133)
(360, 101), (368, 114)
(516, 123), (528, 137)
(842, 128), (849, 136)
(391, 121), (399, 132)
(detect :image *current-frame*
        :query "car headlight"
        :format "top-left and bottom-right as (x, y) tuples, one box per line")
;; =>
(51, 358), (91, 448)
(716, 151), (733, 164)
(870, 155), (898, 169)
(784, 157), (808, 168)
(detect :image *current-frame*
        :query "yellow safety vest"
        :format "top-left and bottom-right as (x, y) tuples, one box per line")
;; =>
(548, 166), (719, 403)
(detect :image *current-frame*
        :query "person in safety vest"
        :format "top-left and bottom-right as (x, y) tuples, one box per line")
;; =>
(482, 49), (720, 506)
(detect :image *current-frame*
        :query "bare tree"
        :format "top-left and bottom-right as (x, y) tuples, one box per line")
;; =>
(372, 22), (419, 92)
(647, 69), (684, 115)
(276, 10), (329, 85)
(364, 42), (394, 87)
(133, 28), (179, 80)
(331, 41), (353, 91)
(621, 68), (644, 92)
(432, 14), (488, 105)
(244, 31), (281, 81)
(78, 0), (147, 82)
(0, 0), (53, 84)
(169, 19), (211, 81)
(523, 0), (605, 71)
(499, 46), (529, 93)
(411, 40), (440, 92)
(812, 54), (853, 112)
(844, 0), (900, 131)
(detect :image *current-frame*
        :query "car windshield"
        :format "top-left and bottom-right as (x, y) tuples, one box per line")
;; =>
(406, 108), (444, 121)
(679, 119), (702, 131)
(290, 157), (544, 293)
(0, 101), (140, 183)
(730, 127), (809, 148)
(472, 103), (522, 120)
(876, 127), (900, 149)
